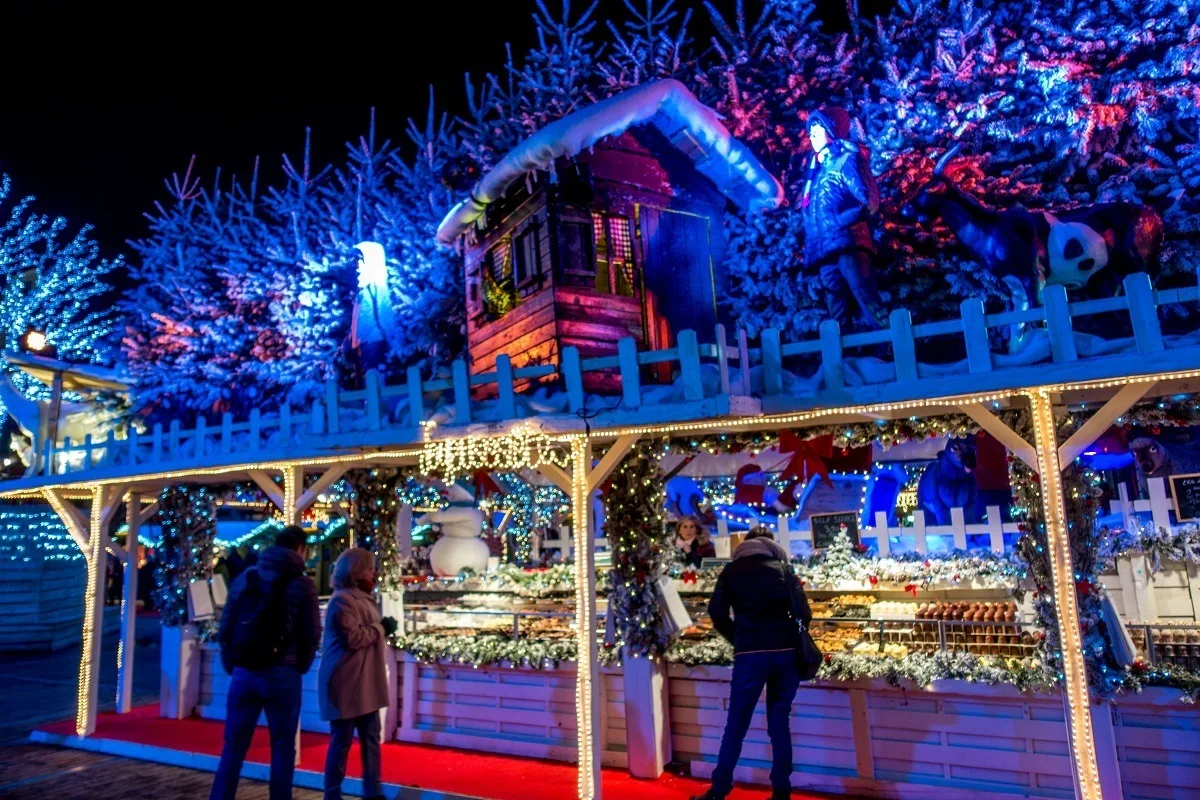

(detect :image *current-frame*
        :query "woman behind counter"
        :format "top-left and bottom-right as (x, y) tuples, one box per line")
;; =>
(318, 549), (397, 800)
(675, 515), (716, 567)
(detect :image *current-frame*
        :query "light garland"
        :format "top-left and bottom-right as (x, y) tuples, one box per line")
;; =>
(419, 423), (570, 480)
(77, 490), (106, 736)
(0, 507), (84, 562)
(1028, 390), (1103, 800)
(479, 475), (569, 563)
(570, 435), (599, 800)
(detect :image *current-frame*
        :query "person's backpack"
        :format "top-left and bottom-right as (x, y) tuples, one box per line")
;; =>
(224, 569), (297, 670)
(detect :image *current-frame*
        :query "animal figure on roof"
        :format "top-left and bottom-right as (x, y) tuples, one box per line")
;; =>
(907, 144), (1164, 305)
(916, 437), (979, 526)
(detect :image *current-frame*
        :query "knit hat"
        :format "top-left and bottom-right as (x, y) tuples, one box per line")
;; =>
(806, 106), (852, 141)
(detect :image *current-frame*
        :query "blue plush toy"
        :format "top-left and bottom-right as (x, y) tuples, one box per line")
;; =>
(916, 437), (979, 526)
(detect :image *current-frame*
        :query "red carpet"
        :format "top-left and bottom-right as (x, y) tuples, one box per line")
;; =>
(36, 706), (849, 800)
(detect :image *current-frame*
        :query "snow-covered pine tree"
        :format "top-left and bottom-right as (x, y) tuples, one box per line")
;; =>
(0, 174), (119, 421)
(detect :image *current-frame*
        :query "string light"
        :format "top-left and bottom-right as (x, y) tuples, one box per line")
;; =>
(569, 435), (599, 800)
(0, 507), (83, 562)
(419, 422), (570, 479)
(1027, 389), (1103, 799)
(76, 490), (106, 736)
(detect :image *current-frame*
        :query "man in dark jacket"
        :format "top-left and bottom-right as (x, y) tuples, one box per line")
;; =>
(801, 106), (887, 331)
(211, 526), (321, 800)
(692, 529), (811, 800)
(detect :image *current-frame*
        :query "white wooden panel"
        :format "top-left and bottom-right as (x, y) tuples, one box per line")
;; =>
(1115, 694), (1200, 800)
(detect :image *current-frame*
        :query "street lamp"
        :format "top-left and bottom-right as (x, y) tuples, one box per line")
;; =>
(23, 330), (47, 353)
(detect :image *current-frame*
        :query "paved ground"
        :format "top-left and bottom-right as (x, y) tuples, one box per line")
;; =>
(0, 615), (320, 799)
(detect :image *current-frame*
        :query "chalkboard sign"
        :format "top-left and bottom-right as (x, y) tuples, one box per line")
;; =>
(810, 511), (860, 550)
(1170, 473), (1200, 522)
(700, 557), (731, 570)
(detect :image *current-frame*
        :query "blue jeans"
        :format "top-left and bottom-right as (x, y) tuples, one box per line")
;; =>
(210, 665), (303, 800)
(711, 650), (801, 795)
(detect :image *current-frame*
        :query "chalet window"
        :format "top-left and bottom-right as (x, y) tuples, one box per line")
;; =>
(513, 226), (541, 290)
(556, 220), (596, 288)
(592, 213), (636, 297)
(482, 239), (517, 319)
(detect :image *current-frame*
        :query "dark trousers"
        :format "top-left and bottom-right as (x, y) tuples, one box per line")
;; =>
(324, 711), (383, 800)
(711, 650), (801, 795)
(210, 665), (303, 800)
(819, 252), (887, 331)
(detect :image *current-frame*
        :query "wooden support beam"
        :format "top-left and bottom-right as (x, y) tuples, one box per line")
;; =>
(281, 465), (304, 526)
(538, 462), (574, 494)
(134, 501), (159, 528)
(248, 470), (285, 510)
(1059, 381), (1155, 469)
(117, 491), (141, 714)
(295, 465), (349, 512)
(43, 487), (89, 553)
(78, 486), (112, 736)
(586, 434), (640, 493)
(958, 402), (1040, 473)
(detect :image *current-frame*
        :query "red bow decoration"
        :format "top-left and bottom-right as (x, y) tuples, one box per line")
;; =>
(734, 465), (767, 506)
(868, 575), (879, 586)
(904, 583), (919, 597)
(681, 570), (698, 585)
(472, 470), (503, 500)
(778, 431), (833, 500)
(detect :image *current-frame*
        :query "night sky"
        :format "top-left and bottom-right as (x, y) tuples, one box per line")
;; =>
(0, 2), (866, 260)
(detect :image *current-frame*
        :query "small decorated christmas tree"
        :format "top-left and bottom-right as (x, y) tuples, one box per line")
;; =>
(153, 486), (216, 627)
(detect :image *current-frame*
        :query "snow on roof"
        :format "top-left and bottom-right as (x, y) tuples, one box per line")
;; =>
(436, 79), (784, 244)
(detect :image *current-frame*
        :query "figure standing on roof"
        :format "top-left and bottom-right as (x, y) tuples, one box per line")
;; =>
(801, 106), (888, 331)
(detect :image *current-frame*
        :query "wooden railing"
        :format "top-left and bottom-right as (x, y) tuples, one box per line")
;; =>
(26, 270), (1200, 482)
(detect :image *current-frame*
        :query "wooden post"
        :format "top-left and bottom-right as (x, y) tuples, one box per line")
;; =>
(452, 359), (471, 424)
(83, 434), (94, 471)
(102, 430), (116, 469)
(168, 421), (181, 459)
(194, 416), (207, 458)
(873, 511), (890, 556)
(128, 428), (140, 465)
(1043, 284), (1078, 363)
(78, 488), (109, 735)
(677, 329), (702, 401)
(621, 653), (672, 779)
(1028, 389), (1107, 800)
(889, 309), (918, 382)
(986, 505), (1005, 553)
(761, 328), (783, 396)
(249, 409), (261, 449)
(152, 423), (163, 463)
(617, 337), (640, 408)
(118, 492), (141, 714)
(570, 436), (602, 800)
(325, 378), (340, 434)
(407, 366), (425, 428)
(62, 436), (72, 473)
(562, 346), (584, 413)
(221, 413), (233, 454)
(737, 329), (751, 395)
(365, 370), (382, 431)
(1124, 272), (1163, 352)
(960, 298), (992, 373)
(911, 509), (928, 553)
(1147, 477), (1173, 533)
(280, 402), (292, 445)
(715, 324), (731, 396)
(496, 355), (516, 419)
(819, 319), (845, 390)
(949, 507), (968, 551)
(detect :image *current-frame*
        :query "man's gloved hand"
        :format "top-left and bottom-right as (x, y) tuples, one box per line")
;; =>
(381, 616), (399, 637)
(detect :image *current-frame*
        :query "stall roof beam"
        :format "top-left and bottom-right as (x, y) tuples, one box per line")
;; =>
(957, 402), (1039, 473)
(1058, 381), (1156, 467)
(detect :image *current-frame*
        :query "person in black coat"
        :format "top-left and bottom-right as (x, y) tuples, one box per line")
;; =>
(692, 529), (811, 800)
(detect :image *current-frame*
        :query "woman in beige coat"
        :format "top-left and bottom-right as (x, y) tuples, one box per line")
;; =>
(319, 549), (394, 800)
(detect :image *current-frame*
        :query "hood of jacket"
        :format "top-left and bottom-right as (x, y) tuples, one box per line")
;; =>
(733, 537), (790, 563)
(256, 545), (307, 583)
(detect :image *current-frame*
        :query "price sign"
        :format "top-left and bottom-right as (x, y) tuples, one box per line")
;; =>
(1169, 473), (1200, 522)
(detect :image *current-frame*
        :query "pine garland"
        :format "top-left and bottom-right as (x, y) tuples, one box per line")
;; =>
(604, 438), (672, 659)
(153, 485), (216, 627)
(347, 467), (404, 594)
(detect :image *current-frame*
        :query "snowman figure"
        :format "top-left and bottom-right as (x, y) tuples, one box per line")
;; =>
(424, 506), (490, 577)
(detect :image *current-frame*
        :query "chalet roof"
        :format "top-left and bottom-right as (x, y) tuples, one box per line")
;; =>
(436, 79), (784, 244)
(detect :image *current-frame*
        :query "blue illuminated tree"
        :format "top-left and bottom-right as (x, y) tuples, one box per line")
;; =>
(0, 173), (118, 402)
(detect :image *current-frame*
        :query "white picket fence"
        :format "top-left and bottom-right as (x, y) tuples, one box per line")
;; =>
(18, 270), (1200, 488)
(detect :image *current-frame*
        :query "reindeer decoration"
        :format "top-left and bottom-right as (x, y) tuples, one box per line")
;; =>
(907, 144), (1164, 307)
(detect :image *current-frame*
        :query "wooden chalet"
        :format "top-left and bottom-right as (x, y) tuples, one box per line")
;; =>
(435, 79), (784, 392)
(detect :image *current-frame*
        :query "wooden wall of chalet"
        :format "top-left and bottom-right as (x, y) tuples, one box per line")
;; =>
(464, 129), (731, 396)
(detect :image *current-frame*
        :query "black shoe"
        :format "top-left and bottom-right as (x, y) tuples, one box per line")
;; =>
(689, 789), (727, 800)
(768, 790), (791, 800)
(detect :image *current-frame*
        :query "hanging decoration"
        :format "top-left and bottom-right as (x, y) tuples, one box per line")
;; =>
(153, 485), (216, 627)
(478, 474), (569, 563)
